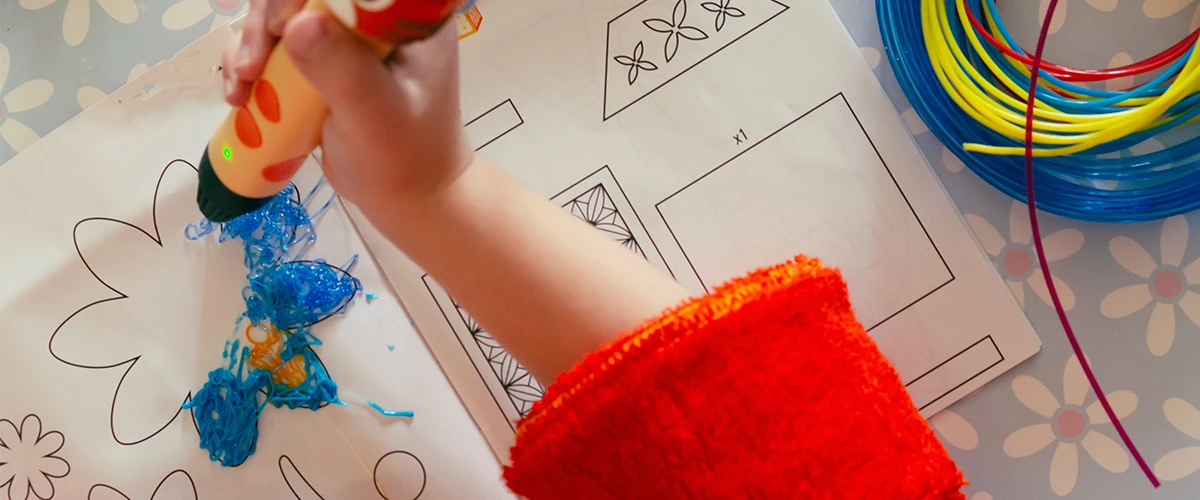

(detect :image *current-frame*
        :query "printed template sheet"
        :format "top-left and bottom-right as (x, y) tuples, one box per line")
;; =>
(349, 0), (1042, 459)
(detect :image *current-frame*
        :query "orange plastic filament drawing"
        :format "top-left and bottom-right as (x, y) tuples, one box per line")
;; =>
(245, 324), (308, 388)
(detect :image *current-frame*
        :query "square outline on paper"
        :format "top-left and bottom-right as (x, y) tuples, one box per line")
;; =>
(655, 92), (954, 331)
(654, 92), (999, 409)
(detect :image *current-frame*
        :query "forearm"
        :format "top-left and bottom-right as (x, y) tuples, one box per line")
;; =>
(356, 154), (689, 383)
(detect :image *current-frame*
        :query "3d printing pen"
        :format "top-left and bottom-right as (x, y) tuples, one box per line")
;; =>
(196, 0), (465, 222)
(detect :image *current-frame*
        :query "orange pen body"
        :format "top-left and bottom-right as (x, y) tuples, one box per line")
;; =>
(197, 0), (464, 222)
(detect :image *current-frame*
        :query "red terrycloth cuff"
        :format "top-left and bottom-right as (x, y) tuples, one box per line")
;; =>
(504, 256), (964, 499)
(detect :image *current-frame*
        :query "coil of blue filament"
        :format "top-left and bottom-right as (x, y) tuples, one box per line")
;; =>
(878, 0), (1200, 222)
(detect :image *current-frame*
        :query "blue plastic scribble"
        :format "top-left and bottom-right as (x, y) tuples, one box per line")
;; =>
(365, 400), (415, 418)
(183, 181), (406, 467)
(188, 338), (269, 466)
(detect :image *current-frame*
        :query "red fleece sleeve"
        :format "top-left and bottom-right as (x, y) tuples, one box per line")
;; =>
(504, 256), (965, 499)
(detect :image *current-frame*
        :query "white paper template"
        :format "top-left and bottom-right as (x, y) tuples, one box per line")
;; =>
(349, 0), (1042, 459)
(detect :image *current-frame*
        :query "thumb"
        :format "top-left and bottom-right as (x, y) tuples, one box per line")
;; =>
(283, 11), (395, 114)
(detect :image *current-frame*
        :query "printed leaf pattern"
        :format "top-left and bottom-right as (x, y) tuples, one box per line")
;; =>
(447, 182), (647, 417)
(562, 184), (646, 257)
(614, 41), (659, 85)
(452, 299), (544, 417)
(701, 0), (745, 31)
(643, 0), (709, 62)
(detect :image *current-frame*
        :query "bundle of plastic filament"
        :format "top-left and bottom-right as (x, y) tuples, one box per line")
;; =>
(880, 0), (1179, 488)
(880, 0), (1200, 222)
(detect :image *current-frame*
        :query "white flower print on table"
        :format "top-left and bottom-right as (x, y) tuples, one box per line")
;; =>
(1145, 0), (1195, 18)
(966, 201), (1083, 310)
(1002, 355), (1138, 496)
(1146, 1), (1200, 38)
(941, 146), (966, 173)
(858, 46), (881, 69)
(1037, 0), (1068, 35)
(1105, 53), (1136, 92)
(900, 108), (928, 135)
(0, 44), (54, 159)
(163, 0), (249, 32)
(930, 409), (979, 451)
(1087, 0), (1118, 10)
(1038, 0), (1121, 36)
(18, 0), (138, 47)
(1100, 216), (1200, 356)
(0, 414), (70, 500)
(1154, 398), (1200, 481)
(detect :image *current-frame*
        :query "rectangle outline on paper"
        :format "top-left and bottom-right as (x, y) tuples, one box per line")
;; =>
(465, 99), (525, 151)
(905, 335), (1005, 411)
(655, 92), (954, 332)
(655, 92), (997, 412)
(421, 276), (532, 430)
(550, 165), (674, 278)
(422, 165), (672, 428)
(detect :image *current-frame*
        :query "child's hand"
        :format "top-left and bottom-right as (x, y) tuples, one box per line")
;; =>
(223, 1), (687, 385)
(221, 0), (473, 207)
(221, 0), (303, 107)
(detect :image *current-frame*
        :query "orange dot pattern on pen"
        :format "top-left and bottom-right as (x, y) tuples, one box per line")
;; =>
(255, 80), (281, 123)
(263, 154), (307, 182)
(245, 323), (308, 388)
(235, 107), (262, 148)
(233, 78), (282, 150)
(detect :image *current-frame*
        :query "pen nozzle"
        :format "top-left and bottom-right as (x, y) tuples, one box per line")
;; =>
(196, 147), (273, 223)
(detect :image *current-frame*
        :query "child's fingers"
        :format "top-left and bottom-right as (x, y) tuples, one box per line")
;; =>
(221, 38), (253, 106)
(234, 0), (275, 80)
(265, 0), (305, 37)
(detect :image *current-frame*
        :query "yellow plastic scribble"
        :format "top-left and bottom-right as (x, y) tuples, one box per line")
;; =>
(245, 324), (308, 388)
(921, 0), (1200, 156)
(457, 3), (483, 40)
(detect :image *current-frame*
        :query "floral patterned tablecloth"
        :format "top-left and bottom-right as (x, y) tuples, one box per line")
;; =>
(2, 0), (1199, 498)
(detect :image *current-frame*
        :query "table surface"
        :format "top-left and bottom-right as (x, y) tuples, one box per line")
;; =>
(2, 0), (1198, 497)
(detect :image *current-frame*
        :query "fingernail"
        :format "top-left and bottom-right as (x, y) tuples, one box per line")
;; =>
(236, 45), (251, 69)
(224, 77), (235, 97)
